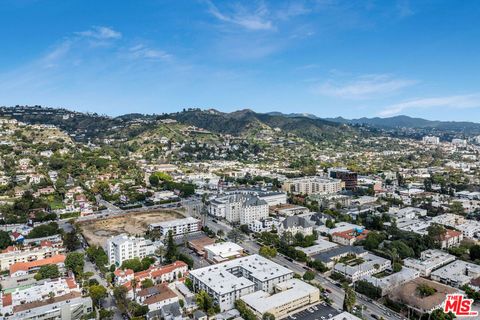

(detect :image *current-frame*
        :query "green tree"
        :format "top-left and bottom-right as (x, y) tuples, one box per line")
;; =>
(89, 284), (107, 306)
(141, 278), (154, 289)
(303, 270), (315, 281)
(121, 258), (144, 272)
(99, 309), (114, 320)
(263, 313), (275, 320)
(342, 283), (356, 312)
(227, 229), (245, 243)
(364, 231), (385, 250)
(259, 246), (277, 258)
(113, 286), (129, 312)
(34, 264), (60, 280)
(234, 300), (258, 320)
(0, 230), (12, 250)
(417, 283), (436, 297)
(449, 201), (465, 216)
(165, 230), (178, 263)
(196, 290), (217, 315)
(355, 280), (382, 299)
(63, 230), (80, 251)
(65, 252), (85, 276)
(325, 219), (336, 229)
(470, 245), (480, 261)
(429, 309), (456, 320)
(26, 222), (60, 239)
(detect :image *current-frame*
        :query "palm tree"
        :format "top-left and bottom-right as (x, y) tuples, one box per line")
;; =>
(131, 277), (138, 301)
(155, 246), (166, 264)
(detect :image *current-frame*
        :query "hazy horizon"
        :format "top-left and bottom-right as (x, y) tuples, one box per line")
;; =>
(1, 1), (480, 121)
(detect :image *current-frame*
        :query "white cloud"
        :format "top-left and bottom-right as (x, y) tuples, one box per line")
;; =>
(206, 1), (274, 31)
(128, 44), (171, 60)
(379, 94), (480, 117)
(75, 26), (122, 40)
(315, 74), (417, 99)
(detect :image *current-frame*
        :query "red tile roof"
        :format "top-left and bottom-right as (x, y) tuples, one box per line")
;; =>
(2, 293), (12, 307)
(9, 254), (66, 275)
(333, 229), (369, 241)
(442, 229), (462, 240)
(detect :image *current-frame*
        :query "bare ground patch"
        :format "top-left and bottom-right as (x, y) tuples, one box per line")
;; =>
(79, 210), (184, 247)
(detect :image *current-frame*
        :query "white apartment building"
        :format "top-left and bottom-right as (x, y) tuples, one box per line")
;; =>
(431, 260), (480, 288)
(281, 176), (342, 195)
(257, 192), (288, 207)
(208, 194), (268, 225)
(148, 217), (201, 238)
(403, 249), (456, 277)
(248, 218), (278, 233)
(107, 234), (155, 266)
(189, 254), (293, 311)
(422, 136), (440, 144)
(241, 279), (320, 318)
(0, 277), (93, 320)
(333, 253), (391, 282)
(452, 139), (467, 147)
(361, 267), (420, 296)
(432, 213), (480, 239)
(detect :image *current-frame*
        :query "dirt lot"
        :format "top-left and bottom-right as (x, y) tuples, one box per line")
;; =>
(79, 210), (184, 247)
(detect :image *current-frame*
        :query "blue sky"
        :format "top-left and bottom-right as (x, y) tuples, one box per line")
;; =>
(1, 0), (480, 121)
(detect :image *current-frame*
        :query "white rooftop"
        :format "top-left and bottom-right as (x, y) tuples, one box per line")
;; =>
(150, 217), (199, 228)
(204, 242), (244, 258)
(240, 279), (319, 314)
(189, 254), (292, 295)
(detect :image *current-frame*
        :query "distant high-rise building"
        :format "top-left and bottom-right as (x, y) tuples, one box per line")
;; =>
(328, 168), (358, 191)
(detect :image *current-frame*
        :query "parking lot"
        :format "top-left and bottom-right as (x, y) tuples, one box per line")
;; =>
(286, 303), (340, 320)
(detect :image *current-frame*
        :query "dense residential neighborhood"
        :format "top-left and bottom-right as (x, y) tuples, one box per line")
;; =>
(0, 106), (479, 320)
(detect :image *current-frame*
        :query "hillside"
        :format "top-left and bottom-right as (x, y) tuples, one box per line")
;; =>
(326, 115), (480, 134)
(162, 108), (359, 142)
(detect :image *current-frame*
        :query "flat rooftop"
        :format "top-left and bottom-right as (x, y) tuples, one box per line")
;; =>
(189, 254), (292, 295)
(241, 279), (319, 314)
(431, 260), (480, 284)
(150, 217), (199, 228)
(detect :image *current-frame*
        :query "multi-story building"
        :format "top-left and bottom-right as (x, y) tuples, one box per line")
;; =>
(331, 228), (369, 246)
(189, 254), (293, 311)
(0, 277), (93, 320)
(430, 260), (480, 288)
(333, 253), (391, 282)
(248, 218), (278, 233)
(240, 279), (320, 318)
(257, 191), (288, 207)
(107, 234), (155, 266)
(438, 229), (463, 249)
(148, 217), (201, 238)
(277, 216), (313, 236)
(281, 177), (342, 195)
(208, 194), (269, 225)
(404, 249), (456, 276)
(422, 136), (440, 144)
(136, 283), (179, 313)
(328, 168), (358, 191)
(361, 267), (420, 296)
(9, 254), (65, 277)
(0, 240), (65, 271)
(452, 138), (467, 147)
